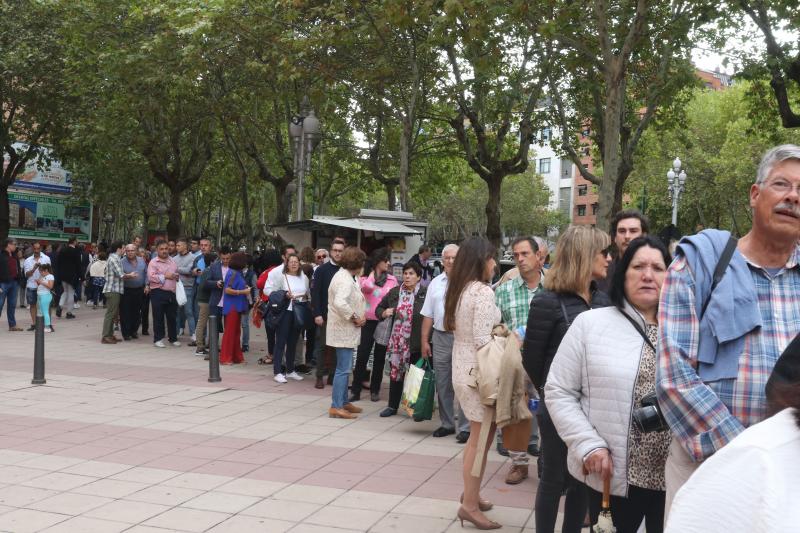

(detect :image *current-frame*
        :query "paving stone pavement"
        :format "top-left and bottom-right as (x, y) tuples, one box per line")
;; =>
(0, 306), (557, 532)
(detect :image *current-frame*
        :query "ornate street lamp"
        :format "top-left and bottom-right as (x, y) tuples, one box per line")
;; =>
(666, 157), (688, 226)
(289, 97), (322, 221)
(103, 213), (114, 243)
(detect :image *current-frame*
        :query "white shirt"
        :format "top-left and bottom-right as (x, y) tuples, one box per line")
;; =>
(666, 407), (800, 533)
(421, 272), (448, 331)
(37, 274), (54, 295)
(23, 254), (52, 290)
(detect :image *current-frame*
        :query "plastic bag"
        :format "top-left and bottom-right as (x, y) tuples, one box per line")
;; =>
(412, 361), (436, 421)
(400, 359), (426, 416)
(175, 280), (187, 306)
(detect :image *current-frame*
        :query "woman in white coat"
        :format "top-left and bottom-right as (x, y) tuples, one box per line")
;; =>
(326, 246), (367, 419)
(545, 236), (672, 533)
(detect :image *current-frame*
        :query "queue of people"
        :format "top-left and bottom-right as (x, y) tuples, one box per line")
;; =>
(2, 143), (799, 532)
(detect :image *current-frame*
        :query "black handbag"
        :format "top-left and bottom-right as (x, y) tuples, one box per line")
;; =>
(292, 300), (311, 328)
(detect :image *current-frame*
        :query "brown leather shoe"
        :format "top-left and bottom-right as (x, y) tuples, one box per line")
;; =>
(505, 464), (528, 485)
(315, 377), (324, 389)
(328, 407), (356, 419)
(8, 326), (23, 332)
(343, 403), (363, 414)
(101, 336), (117, 344)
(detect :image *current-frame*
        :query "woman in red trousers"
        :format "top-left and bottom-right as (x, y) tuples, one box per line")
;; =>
(220, 252), (250, 365)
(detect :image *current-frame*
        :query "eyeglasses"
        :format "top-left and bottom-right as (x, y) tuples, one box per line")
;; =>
(765, 179), (800, 196)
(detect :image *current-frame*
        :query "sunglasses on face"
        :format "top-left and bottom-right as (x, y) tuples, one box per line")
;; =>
(317, 255), (327, 259)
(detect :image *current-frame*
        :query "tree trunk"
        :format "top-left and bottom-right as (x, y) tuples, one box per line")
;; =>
(272, 180), (291, 224)
(0, 186), (9, 244)
(596, 75), (626, 232)
(398, 117), (412, 211)
(166, 189), (182, 240)
(485, 175), (503, 250)
(239, 171), (255, 252)
(386, 181), (397, 211)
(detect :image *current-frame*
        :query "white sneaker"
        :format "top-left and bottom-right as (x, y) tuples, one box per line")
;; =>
(172, 341), (181, 347)
(273, 373), (287, 384)
(46, 327), (54, 333)
(286, 371), (304, 381)
(154, 340), (166, 348)
(191, 334), (196, 342)
(74, 302), (80, 309)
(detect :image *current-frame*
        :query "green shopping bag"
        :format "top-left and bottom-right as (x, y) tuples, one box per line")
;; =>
(400, 359), (427, 416)
(413, 360), (436, 422)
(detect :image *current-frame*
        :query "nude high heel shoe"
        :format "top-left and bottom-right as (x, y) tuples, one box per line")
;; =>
(456, 506), (501, 530)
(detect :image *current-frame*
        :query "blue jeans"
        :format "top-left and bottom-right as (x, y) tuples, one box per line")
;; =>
(177, 285), (196, 336)
(0, 281), (19, 327)
(331, 347), (354, 409)
(274, 308), (301, 375)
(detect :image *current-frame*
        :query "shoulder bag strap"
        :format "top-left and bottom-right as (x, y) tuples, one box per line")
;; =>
(699, 236), (738, 320)
(619, 310), (656, 352)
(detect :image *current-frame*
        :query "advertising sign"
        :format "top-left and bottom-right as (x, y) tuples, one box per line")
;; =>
(8, 191), (92, 242)
(3, 143), (72, 194)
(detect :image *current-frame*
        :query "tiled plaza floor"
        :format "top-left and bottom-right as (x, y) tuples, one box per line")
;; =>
(0, 305), (549, 532)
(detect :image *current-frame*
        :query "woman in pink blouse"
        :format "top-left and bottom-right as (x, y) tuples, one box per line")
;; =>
(350, 247), (398, 402)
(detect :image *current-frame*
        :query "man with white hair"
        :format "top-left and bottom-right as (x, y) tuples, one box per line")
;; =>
(421, 243), (471, 442)
(657, 144), (800, 514)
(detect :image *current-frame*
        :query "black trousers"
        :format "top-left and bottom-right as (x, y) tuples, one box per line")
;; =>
(535, 401), (588, 533)
(150, 289), (178, 343)
(120, 287), (144, 337)
(587, 485), (665, 533)
(141, 292), (150, 334)
(352, 320), (379, 395)
(387, 352), (421, 409)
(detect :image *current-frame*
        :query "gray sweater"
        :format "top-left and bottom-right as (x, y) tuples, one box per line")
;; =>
(173, 252), (197, 286)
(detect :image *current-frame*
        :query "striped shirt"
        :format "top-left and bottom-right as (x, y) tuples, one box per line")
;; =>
(657, 247), (800, 462)
(103, 252), (124, 295)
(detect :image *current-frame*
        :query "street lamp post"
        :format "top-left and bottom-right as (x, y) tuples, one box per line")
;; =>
(666, 157), (688, 226)
(289, 97), (322, 221)
(103, 213), (114, 243)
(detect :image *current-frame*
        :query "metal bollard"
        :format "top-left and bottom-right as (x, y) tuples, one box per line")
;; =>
(208, 315), (221, 383)
(32, 315), (46, 385)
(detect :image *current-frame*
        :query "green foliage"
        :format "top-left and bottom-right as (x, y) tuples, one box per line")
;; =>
(626, 82), (800, 236)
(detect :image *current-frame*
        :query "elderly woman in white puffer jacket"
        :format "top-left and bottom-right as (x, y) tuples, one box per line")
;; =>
(545, 236), (672, 533)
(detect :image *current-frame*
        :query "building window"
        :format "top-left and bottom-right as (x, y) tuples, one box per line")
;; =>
(592, 203), (599, 215)
(577, 205), (586, 217)
(578, 184), (588, 196)
(581, 127), (590, 138)
(539, 158), (551, 174)
(559, 187), (571, 217)
(541, 127), (552, 141)
(581, 146), (590, 156)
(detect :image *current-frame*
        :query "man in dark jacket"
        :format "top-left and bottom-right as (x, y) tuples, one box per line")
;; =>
(56, 237), (82, 319)
(0, 238), (23, 331)
(409, 244), (435, 287)
(310, 238), (344, 388)
(204, 246), (232, 334)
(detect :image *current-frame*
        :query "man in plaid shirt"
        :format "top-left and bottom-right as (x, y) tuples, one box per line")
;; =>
(657, 144), (800, 514)
(495, 236), (544, 484)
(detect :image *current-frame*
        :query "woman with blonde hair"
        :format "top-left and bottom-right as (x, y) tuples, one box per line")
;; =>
(522, 225), (612, 533)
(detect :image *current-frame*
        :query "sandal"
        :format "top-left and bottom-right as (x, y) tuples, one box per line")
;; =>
(257, 356), (273, 365)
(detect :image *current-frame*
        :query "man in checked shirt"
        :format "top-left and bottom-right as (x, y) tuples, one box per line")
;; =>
(657, 144), (800, 515)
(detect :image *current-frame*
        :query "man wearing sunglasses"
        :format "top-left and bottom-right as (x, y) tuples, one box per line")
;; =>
(315, 249), (328, 267)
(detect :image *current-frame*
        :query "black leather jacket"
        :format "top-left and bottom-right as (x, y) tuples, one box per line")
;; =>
(522, 285), (611, 390)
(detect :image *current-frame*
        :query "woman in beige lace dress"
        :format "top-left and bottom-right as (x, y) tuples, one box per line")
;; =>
(444, 237), (501, 530)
